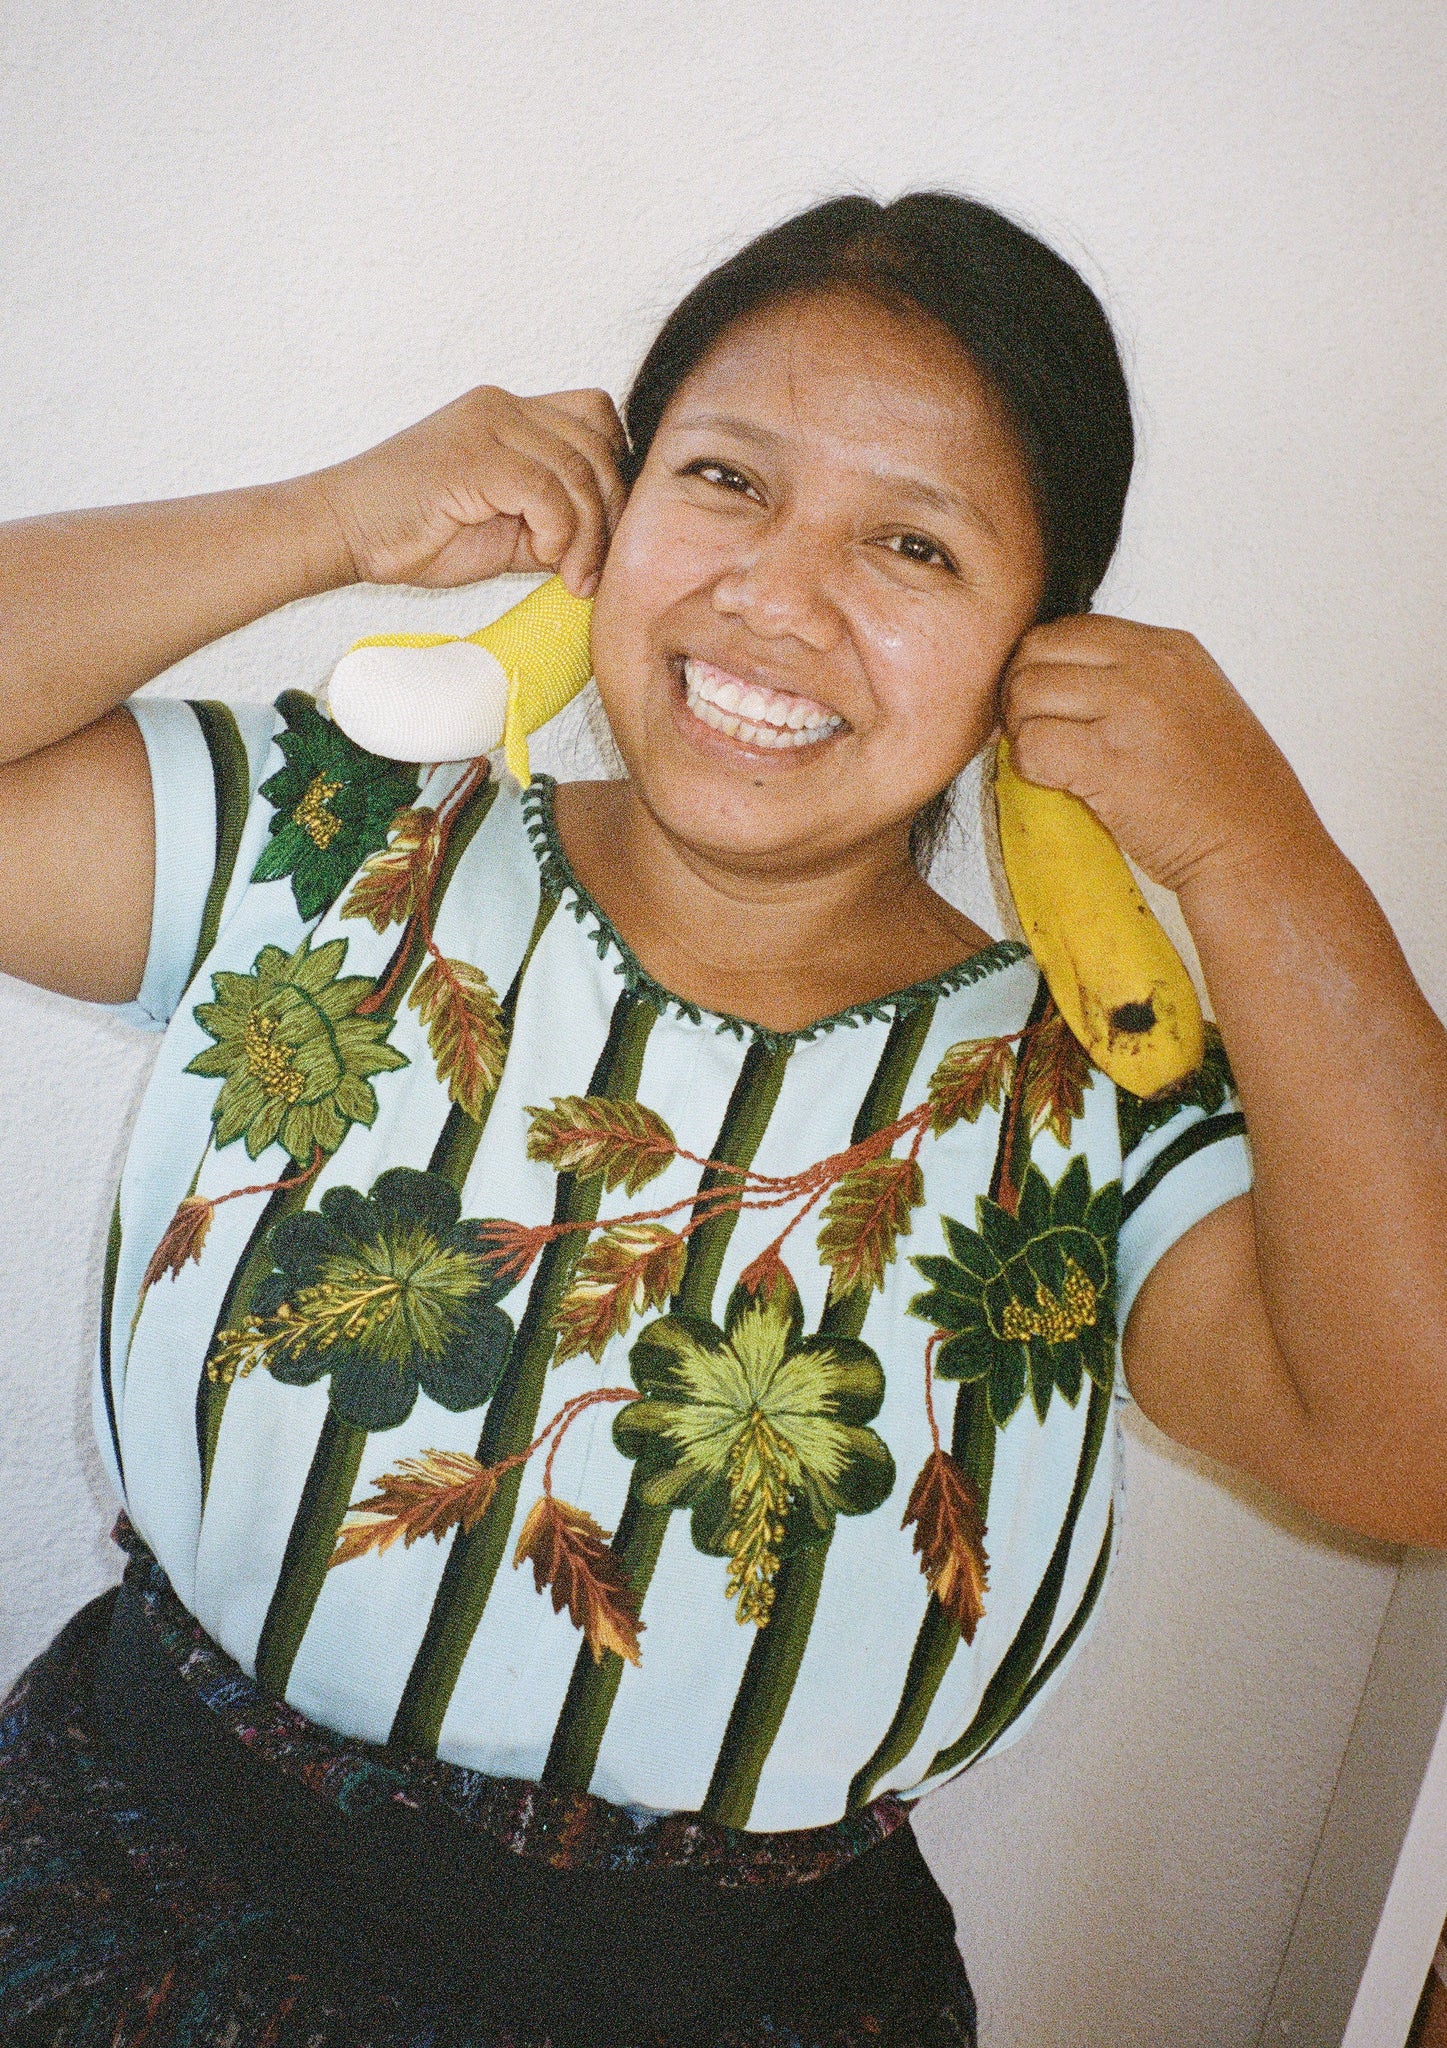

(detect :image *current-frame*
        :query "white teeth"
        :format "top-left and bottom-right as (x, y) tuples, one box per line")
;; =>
(682, 658), (844, 753)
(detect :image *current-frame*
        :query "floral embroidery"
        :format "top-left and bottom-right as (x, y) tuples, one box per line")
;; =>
(251, 690), (418, 917)
(185, 935), (407, 1161)
(330, 1001), (1108, 1674)
(1117, 1019), (1234, 1154)
(206, 1167), (514, 1431)
(909, 1156), (1121, 1426)
(341, 805), (445, 932)
(617, 1273), (895, 1626)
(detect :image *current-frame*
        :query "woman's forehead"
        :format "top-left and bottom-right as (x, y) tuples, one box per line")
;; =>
(659, 289), (1037, 523)
(663, 292), (1019, 460)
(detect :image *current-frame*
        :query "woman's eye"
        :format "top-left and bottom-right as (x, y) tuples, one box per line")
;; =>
(883, 532), (955, 572)
(681, 459), (760, 498)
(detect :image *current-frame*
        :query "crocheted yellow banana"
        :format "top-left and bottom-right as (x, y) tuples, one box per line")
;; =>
(995, 737), (1206, 1096)
(325, 576), (594, 785)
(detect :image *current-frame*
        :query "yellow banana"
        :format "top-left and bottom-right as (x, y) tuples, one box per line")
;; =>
(326, 576), (594, 784)
(994, 737), (1206, 1097)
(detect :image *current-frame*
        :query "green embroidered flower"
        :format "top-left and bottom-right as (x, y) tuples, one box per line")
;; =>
(1117, 1021), (1234, 1154)
(910, 1157), (1121, 1427)
(252, 691), (419, 918)
(616, 1275), (895, 1626)
(186, 935), (407, 1161)
(207, 1168), (514, 1432)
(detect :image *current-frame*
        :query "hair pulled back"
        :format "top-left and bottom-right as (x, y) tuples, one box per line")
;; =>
(619, 192), (1135, 867)
(623, 191), (1133, 626)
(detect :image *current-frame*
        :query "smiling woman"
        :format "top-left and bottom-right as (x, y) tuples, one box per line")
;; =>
(2, 191), (1446, 2048)
(576, 284), (1048, 1006)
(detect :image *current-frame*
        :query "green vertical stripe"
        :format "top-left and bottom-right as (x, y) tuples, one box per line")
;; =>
(918, 1376), (1112, 1779)
(248, 866), (554, 1700)
(254, 1411), (368, 1694)
(846, 976), (1049, 1811)
(542, 1035), (794, 1792)
(389, 992), (659, 1756)
(844, 1387), (996, 1810)
(186, 701), (254, 986)
(98, 1198), (125, 1488)
(426, 889), (561, 1184)
(700, 1001), (939, 1827)
(195, 775), (499, 1501)
(996, 1511), (1113, 1742)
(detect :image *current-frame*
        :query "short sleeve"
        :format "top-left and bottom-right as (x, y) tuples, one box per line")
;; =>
(104, 695), (283, 1031)
(1116, 1085), (1253, 1334)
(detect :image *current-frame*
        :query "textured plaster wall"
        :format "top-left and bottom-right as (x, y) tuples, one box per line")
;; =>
(1, 4), (1443, 2042)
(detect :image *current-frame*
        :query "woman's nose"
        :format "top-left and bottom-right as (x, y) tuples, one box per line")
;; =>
(709, 522), (843, 651)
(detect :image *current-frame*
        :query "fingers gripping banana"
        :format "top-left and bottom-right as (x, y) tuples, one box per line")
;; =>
(325, 576), (595, 785)
(994, 738), (1206, 1098)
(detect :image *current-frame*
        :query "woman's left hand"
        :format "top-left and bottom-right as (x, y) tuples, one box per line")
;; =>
(1006, 615), (1447, 1548)
(999, 614), (1320, 896)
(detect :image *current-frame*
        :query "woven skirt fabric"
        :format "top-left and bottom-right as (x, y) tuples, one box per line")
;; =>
(0, 1552), (978, 2048)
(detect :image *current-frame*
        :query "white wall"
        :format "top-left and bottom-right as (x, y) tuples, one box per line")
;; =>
(1, 5), (1443, 2042)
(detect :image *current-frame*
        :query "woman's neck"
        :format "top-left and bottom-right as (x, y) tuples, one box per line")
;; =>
(550, 779), (992, 1033)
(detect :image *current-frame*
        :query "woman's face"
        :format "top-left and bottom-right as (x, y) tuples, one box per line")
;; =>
(588, 287), (1048, 873)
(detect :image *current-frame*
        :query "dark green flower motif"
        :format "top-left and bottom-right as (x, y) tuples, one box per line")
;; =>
(1117, 1021), (1234, 1155)
(616, 1275), (895, 1626)
(186, 935), (408, 1161)
(910, 1157), (1121, 1428)
(252, 691), (419, 918)
(207, 1168), (514, 1432)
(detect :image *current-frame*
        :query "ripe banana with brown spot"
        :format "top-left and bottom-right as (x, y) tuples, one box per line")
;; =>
(994, 737), (1206, 1097)
(325, 576), (595, 784)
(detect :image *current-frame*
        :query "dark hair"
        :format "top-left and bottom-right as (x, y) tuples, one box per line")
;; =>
(619, 192), (1135, 870)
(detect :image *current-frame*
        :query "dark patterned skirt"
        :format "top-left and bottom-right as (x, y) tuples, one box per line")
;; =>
(0, 1532), (976, 2047)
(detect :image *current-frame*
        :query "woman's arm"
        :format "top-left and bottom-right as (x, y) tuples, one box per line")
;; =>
(0, 386), (626, 1002)
(1003, 617), (1447, 1544)
(0, 481), (349, 768)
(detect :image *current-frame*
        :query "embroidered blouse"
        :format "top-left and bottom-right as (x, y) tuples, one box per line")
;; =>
(94, 687), (1252, 1835)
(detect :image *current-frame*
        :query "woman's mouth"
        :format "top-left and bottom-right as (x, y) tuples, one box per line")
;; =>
(681, 659), (846, 751)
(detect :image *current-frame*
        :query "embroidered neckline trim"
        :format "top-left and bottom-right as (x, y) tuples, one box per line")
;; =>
(521, 775), (1031, 1050)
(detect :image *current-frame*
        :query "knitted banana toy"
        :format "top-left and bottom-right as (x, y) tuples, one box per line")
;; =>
(326, 579), (1205, 1096)
(326, 575), (594, 786)
(994, 737), (1206, 1096)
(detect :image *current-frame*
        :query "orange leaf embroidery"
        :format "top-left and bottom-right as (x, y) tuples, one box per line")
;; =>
(408, 955), (507, 1120)
(1020, 1002), (1092, 1147)
(525, 1096), (678, 1196)
(473, 1218), (554, 1287)
(928, 1035), (1018, 1136)
(816, 1156), (925, 1299)
(340, 807), (443, 932)
(513, 1494), (644, 1665)
(902, 1448), (989, 1643)
(141, 1196), (215, 1292)
(736, 1243), (794, 1299)
(552, 1222), (687, 1365)
(330, 1449), (500, 1568)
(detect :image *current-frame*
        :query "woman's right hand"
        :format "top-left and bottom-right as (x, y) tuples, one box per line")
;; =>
(314, 385), (629, 599)
(0, 383), (629, 1004)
